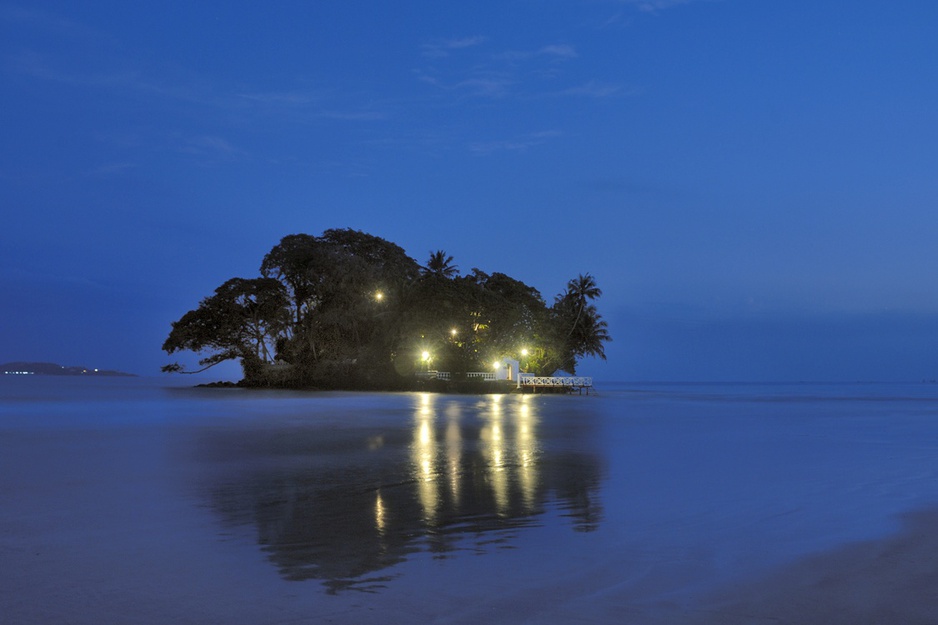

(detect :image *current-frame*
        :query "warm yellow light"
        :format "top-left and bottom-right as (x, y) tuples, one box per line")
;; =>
(450, 328), (457, 337)
(375, 492), (386, 534)
(421, 351), (431, 361)
(374, 291), (384, 301)
(493, 360), (501, 370)
(521, 348), (529, 356)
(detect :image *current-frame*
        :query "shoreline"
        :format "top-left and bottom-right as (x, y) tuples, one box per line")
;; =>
(682, 506), (938, 624)
(194, 378), (576, 394)
(517, 506), (938, 625)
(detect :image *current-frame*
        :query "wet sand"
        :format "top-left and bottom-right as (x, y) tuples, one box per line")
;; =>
(4, 509), (937, 625)
(686, 508), (938, 625)
(408, 508), (938, 625)
(5, 379), (938, 623)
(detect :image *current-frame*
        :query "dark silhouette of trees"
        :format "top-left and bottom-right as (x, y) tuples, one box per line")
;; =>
(163, 230), (610, 386)
(162, 277), (290, 376)
(255, 229), (419, 386)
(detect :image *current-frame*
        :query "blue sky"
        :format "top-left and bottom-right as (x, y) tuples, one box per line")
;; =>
(3, 1), (938, 381)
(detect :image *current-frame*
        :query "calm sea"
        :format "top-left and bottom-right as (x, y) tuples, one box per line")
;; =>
(3, 377), (938, 623)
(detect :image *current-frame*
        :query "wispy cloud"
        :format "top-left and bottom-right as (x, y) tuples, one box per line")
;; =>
(618, 0), (697, 13)
(237, 90), (388, 120)
(599, 0), (702, 26)
(180, 135), (247, 159)
(416, 69), (512, 98)
(0, 4), (98, 39)
(585, 176), (671, 196)
(539, 44), (579, 59)
(86, 162), (136, 177)
(418, 39), (581, 100)
(5, 49), (233, 110)
(559, 81), (637, 98)
(469, 130), (563, 155)
(7, 50), (391, 125)
(5, 49), (138, 88)
(237, 90), (321, 106)
(454, 77), (511, 98)
(496, 44), (579, 62)
(421, 36), (487, 59)
(318, 109), (388, 121)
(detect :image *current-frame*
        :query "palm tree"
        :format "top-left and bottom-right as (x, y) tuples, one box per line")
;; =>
(423, 250), (458, 279)
(570, 304), (610, 359)
(560, 273), (602, 332)
(550, 274), (610, 374)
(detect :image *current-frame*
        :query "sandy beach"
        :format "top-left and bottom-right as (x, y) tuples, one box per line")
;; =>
(3, 379), (938, 623)
(687, 508), (938, 625)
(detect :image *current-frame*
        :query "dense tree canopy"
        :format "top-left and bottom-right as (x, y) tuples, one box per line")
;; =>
(162, 277), (290, 376)
(163, 229), (610, 387)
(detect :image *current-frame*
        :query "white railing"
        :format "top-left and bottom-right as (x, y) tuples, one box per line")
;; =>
(417, 371), (493, 381)
(466, 372), (496, 381)
(520, 376), (593, 387)
(417, 371), (592, 390)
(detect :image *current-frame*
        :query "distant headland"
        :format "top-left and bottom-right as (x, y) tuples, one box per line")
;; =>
(1, 362), (136, 377)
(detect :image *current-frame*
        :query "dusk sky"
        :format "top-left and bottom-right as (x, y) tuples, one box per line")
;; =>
(3, 1), (938, 382)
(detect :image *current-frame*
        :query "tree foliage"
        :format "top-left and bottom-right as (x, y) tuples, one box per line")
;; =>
(162, 277), (290, 375)
(548, 273), (610, 374)
(163, 229), (610, 386)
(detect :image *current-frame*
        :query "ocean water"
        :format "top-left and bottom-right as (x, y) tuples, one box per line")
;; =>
(3, 377), (938, 623)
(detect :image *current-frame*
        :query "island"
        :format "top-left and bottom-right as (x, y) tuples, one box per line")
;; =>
(2, 362), (136, 377)
(162, 228), (610, 391)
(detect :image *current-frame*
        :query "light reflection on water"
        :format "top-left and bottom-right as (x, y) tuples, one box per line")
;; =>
(198, 392), (604, 593)
(409, 393), (542, 524)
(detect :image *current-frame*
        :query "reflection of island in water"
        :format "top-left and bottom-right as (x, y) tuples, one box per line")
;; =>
(199, 394), (605, 593)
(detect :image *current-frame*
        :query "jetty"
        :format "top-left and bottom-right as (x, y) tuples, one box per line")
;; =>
(518, 374), (594, 394)
(418, 357), (594, 395)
